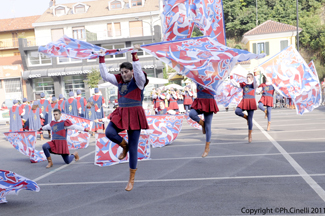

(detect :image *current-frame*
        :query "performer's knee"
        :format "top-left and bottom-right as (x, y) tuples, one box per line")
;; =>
(235, 108), (242, 116)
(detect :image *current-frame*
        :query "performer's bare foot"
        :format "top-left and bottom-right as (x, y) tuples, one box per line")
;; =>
(73, 152), (79, 161)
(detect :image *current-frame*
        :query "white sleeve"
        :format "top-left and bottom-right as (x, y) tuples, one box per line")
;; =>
(101, 118), (110, 123)
(230, 79), (241, 88)
(256, 87), (263, 94)
(42, 124), (51, 131)
(21, 109), (25, 117)
(65, 124), (84, 131)
(99, 63), (118, 86)
(152, 94), (157, 99)
(166, 94), (171, 100)
(188, 91), (193, 96)
(133, 61), (146, 90)
(172, 93), (177, 100)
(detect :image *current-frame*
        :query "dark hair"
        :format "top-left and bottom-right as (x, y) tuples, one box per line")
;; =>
(120, 62), (133, 71)
(262, 75), (267, 84)
(53, 108), (61, 114)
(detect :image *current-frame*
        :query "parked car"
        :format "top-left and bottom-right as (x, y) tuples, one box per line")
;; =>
(108, 95), (117, 104)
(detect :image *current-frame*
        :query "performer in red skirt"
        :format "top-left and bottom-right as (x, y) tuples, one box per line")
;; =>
(231, 72), (257, 143)
(257, 76), (274, 131)
(167, 88), (179, 112)
(41, 108), (90, 168)
(183, 86), (193, 114)
(98, 45), (149, 191)
(152, 88), (165, 113)
(189, 83), (219, 157)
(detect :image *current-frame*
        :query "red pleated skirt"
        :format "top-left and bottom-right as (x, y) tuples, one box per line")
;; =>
(259, 96), (273, 107)
(110, 106), (149, 130)
(169, 101), (179, 110)
(237, 98), (257, 110)
(191, 98), (219, 113)
(48, 140), (70, 155)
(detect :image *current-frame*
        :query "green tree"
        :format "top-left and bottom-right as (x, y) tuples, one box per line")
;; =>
(86, 68), (102, 88)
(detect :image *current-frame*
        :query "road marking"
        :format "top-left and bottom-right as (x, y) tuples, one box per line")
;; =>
(253, 119), (325, 202)
(166, 141), (270, 147)
(37, 173), (325, 186)
(33, 150), (95, 182)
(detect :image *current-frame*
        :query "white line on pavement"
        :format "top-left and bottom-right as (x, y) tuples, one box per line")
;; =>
(253, 119), (325, 203)
(33, 150), (95, 182)
(37, 173), (325, 186)
(166, 141), (270, 147)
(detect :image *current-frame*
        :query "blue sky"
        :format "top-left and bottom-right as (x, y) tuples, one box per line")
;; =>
(0, 0), (95, 19)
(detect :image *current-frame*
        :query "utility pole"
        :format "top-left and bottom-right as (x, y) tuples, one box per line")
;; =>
(256, 0), (258, 26)
(296, 0), (299, 51)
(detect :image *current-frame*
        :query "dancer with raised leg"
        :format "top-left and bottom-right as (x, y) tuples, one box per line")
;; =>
(231, 71), (257, 143)
(98, 45), (149, 191)
(189, 83), (219, 157)
(257, 75), (274, 131)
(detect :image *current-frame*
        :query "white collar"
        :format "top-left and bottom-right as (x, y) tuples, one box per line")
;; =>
(266, 81), (272, 85)
(247, 80), (253, 84)
(55, 118), (62, 122)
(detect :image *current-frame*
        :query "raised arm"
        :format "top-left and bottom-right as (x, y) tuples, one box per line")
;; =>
(230, 76), (241, 88)
(65, 124), (84, 131)
(99, 53), (118, 86)
(42, 124), (51, 131)
(132, 49), (146, 90)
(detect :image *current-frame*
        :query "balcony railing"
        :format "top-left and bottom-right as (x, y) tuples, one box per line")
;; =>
(0, 39), (19, 49)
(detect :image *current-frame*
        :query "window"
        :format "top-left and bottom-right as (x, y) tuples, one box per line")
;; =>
(4, 78), (21, 93)
(107, 23), (121, 37)
(12, 32), (18, 47)
(33, 77), (54, 97)
(51, 28), (64, 41)
(72, 27), (86, 40)
(57, 57), (82, 64)
(55, 6), (65, 16)
(252, 42), (269, 55)
(103, 44), (126, 60)
(75, 4), (85, 13)
(280, 40), (289, 51)
(28, 51), (52, 66)
(129, 21), (143, 37)
(63, 76), (86, 97)
(131, 0), (142, 6)
(14, 52), (20, 56)
(111, 1), (122, 9)
(132, 41), (151, 56)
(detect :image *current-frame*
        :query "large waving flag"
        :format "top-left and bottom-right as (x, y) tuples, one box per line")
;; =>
(61, 113), (92, 149)
(294, 61), (322, 114)
(141, 36), (265, 93)
(259, 45), (321, 115)
(0, 170), (40, 203)
(162, 0), (226, 44)
(216, 65), (248, 107)
(95, 132), (150, 167)
(4, 131), (46, 163)
(186, 114), (203, 130)
(146, 115), (183, 148)
(38, 35), (133, 59)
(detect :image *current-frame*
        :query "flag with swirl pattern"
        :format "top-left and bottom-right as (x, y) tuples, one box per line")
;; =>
(146, 115), (183, 148)
(0, 170), (40, 203)
(186, 114), (203, 130)
(38, 35), (133, 59)
(4, 131), (46, 163)
(293, 61), (322, 114)
(61, 113), (92, 149)
(215, 73), (246, 107)
(259, 45), (321, 115)
(162, 0), (226, 44)
(141, 36), (265, 93)
(95, 133), (150, 167)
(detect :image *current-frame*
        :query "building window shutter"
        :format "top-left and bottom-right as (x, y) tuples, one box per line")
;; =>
(280, 40), (288, 51)
(129, 21), (143, 37)
(265, 42), (269, 55)
(253, 43), (256, 54)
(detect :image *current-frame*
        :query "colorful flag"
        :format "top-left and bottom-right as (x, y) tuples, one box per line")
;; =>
(0, 170), (40, 203)
(95, 133), (150, 167)
(294, 61), (322, 114)
(146, 115), (184, 148)
(186, 114), (203, 130)
(215, 73), (246, 107)
(61, 113), (92, 149)
(141, 36), (265, 93)
(38, 35), (133, 59)
(4, 131), (46, 163)
(162, 0), (226, 45)
(259, 45), (321, 115)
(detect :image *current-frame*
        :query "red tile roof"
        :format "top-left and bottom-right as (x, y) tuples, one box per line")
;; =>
(0, 15), (40, 32)
(0, 55), (22, 66)
(244, 20), (302, 36)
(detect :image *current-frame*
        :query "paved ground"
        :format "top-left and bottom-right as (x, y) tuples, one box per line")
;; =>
(1, 106), (325, 216)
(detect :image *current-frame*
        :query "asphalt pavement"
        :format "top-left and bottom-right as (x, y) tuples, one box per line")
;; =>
(1, 106), (325, 216)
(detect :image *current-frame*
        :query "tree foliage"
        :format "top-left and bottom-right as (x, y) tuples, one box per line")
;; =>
(223, 0), (325, 79)
(86, 68), (102, 88)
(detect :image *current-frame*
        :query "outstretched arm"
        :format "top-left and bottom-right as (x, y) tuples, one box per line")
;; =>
(132, 44), (146, 90)
(99, 51), (118, 86)
(230, 76), (241, 88)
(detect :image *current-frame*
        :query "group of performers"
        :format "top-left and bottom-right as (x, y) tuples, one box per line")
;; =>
(7, 44), (278, 192)
(151, 86), (194, 114)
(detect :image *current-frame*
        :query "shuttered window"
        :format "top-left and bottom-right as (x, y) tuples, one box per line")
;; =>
(114, 23), (121, 37)
(129, 21), (143, 37)
(280, 40), (289, 51)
